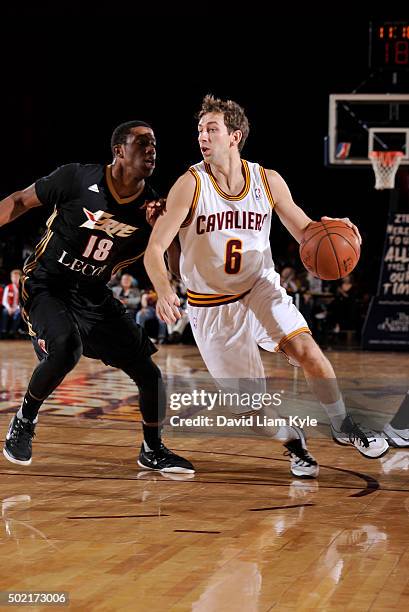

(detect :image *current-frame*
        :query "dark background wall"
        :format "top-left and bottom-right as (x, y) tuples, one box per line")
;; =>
(0, 4), (407, 290)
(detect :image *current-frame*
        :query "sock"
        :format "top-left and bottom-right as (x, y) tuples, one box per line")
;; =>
(143, 422), (162, 451)
(19, 392), (43, 422)
(16, 408), (38, 424)
(390, 391), (409, 430)
(274, 426), (298, 442)
(320, 397), (347, 430)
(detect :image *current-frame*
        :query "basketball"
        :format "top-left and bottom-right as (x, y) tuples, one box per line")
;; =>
(299, 220), (361, 280)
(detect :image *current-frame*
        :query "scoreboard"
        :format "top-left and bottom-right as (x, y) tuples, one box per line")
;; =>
(369, 21), (409, 70)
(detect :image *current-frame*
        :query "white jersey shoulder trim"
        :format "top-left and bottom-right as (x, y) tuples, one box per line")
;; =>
(258, 165), (275, 208)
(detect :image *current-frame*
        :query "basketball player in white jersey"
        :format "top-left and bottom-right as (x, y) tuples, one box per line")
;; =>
(145, 95), (389, 477)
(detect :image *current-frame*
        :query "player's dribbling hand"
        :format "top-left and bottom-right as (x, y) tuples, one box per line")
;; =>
(156, 293), (181, 324)
(321, 216), (362, 244)
(143, 198), (167, 227)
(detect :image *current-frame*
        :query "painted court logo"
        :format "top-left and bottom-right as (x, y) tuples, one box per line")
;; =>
(80, 208), (137, 238)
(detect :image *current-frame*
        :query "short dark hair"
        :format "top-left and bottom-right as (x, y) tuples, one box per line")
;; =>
(111, 120), (152, 154)
(198, 95), (250, 152)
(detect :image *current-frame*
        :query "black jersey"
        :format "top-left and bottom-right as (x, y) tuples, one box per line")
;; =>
(23, 163), (158, 285)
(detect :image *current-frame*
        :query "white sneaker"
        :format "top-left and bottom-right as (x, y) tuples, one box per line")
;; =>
(331, 415), (389, 458)
(382, 423), (409, 448)
(283, 427), (319, 478)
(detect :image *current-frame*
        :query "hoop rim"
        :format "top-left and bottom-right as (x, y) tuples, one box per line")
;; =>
(369, 150), (404, 164)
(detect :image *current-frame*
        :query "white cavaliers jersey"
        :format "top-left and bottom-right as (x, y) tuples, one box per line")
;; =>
(179, 160), (275, 306)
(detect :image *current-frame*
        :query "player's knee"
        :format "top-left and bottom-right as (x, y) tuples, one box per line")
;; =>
(48, 332), (83, 370)
(124, 357), (163, 388)
(284, 333), (323, 365)
(140, 358), (162, 383)
(298, 341), (329, 374)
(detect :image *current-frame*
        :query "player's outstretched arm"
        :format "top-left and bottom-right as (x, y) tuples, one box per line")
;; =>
(266, 169), (312, 243)
(144, 172), (196, 324)
(0, 184), (42, 227)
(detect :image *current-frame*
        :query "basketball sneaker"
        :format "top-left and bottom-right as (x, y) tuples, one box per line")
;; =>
(330, 414), (389, 458)
(138, 442), (195, 474)
(382, 423), (409, 448)
(283, 427), (319, 478)
(3, 414), (37, 466)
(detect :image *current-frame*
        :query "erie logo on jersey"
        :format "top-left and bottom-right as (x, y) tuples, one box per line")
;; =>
(80, 208), (137, 238)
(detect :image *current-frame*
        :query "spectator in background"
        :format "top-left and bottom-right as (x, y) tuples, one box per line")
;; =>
(280, 266), (300, 295)
(136, 289), (167, 344)
(1, 269), (22, 338)
(328, 274), (362, 335)
(112, 273), (141, 317)
(306, 271), (323, 294)
(300, 270), (328, 343)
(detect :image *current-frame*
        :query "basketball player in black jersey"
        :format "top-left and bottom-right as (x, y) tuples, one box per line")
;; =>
(0, 120), (194, 473)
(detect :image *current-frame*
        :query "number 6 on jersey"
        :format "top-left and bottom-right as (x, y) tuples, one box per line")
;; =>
(224, 239), (242, 274)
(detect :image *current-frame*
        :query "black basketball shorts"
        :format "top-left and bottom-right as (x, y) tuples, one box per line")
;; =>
(22, 277), (157, 368)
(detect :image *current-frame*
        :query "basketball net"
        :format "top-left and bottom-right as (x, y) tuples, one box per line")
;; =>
(369, 151), (403, 190)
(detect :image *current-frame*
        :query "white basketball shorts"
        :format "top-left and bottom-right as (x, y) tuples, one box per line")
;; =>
(188, 270), (310, 379)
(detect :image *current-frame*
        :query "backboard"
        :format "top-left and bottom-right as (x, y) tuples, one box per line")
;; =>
(325, 93), (409, 167)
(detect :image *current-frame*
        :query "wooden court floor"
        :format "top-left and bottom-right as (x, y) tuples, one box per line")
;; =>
(0, 340), (408, 611)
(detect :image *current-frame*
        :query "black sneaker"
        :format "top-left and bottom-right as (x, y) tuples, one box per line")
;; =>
(284, 427), (319, 478)
(138, 442), (195, 474)
(331, 414), (389, 458)
(3, 415), (36, 466)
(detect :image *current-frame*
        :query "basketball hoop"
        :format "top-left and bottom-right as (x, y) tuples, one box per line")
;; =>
(369, 151), (404, 190)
